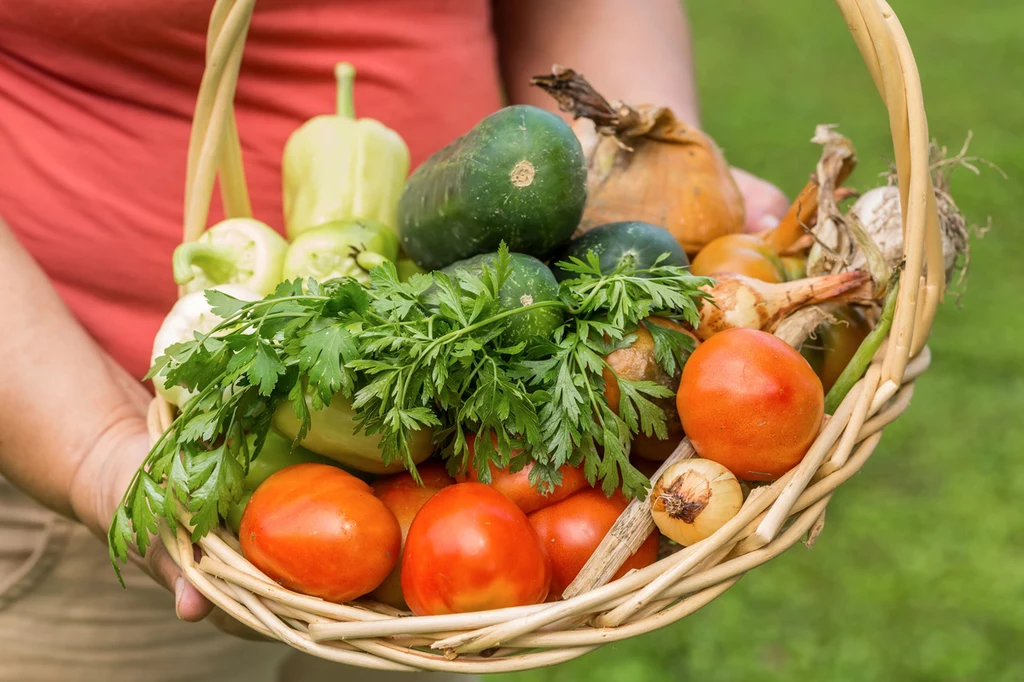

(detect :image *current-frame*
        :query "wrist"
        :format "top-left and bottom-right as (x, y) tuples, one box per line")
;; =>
(68, 408), (151, 539)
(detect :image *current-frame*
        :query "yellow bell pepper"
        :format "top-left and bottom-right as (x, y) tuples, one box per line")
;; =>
(282, 63), (410, 239)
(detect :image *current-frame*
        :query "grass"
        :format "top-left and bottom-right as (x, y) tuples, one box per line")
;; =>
(499, 1), (1024, 680)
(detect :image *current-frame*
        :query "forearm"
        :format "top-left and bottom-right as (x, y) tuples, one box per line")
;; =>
(0, 218), (149, 530)
(493, 0), (701, 126)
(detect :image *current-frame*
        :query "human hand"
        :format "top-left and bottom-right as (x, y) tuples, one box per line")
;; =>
(730, 167), (790, 234)
(69, 414), (218, 622)
(71, 417), (275, 641)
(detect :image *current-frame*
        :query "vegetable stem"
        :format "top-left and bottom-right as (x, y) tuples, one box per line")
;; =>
(334, 62), (356, 119)
(823, 270), (901, 413)
(172, 242), (239, 286)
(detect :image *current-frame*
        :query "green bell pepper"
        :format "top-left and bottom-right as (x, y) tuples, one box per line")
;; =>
(272, 391), (434, 474)
(281, 218), (399, 284)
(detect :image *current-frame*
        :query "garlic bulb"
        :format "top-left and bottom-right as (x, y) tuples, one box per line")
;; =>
(811, 185), (968, 283)
(650, 459), (743, 546)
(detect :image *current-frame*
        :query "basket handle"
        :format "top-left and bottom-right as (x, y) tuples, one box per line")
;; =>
(182, 0), (255, 245)
(834, 0), (943, 385)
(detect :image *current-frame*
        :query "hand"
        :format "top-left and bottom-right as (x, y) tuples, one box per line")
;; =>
(69, 411), (217, 623)
(730, 167), (790, 234)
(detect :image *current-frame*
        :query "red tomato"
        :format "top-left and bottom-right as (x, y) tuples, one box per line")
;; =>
(677, 328), (824, 481)
(456, 434), (590, 514)
(370, 465), (453, 609)
(401, 482), (551, 615)
(528, 489), (660, 599)
(239, 464), (401, 603)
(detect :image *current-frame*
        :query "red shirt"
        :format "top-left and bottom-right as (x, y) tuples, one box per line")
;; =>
(0, 0), (504, 379)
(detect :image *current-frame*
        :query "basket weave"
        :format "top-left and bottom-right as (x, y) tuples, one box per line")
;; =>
(151, 0), (944, 672)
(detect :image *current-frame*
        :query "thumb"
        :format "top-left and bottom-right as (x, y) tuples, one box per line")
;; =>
(730, 167), (790, 233)
(132, 536), (216, 622)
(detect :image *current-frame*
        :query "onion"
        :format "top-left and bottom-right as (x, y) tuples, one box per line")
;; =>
(531, 67), (745, 254)
(696, 270), (872, 341)
(651, 459), (743, 546)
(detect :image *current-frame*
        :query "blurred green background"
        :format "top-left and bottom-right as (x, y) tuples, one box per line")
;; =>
(501, 1), (1024, 680)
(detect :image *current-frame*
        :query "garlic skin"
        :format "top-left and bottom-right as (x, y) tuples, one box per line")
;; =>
(811, 185), (968, 282)
(651, 459), (743, 546)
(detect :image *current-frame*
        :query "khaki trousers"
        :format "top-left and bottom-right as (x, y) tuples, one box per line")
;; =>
(0, 481), (468, 682)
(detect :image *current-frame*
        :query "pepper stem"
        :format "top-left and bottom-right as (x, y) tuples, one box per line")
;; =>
(173, 242), (239, 285)
(335, 62), (356, 119)
(354, 250), (390, 273)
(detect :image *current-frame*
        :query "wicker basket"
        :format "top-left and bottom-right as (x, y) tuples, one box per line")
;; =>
(150, 0), (944, 672)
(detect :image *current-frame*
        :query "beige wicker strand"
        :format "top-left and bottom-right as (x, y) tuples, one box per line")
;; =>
(143, 0), (944, 670)
(205, 1), (252, 219)
(751, 377), (868, 546)
(182, 0), (255, 243)
(562, 439), (696, 599)
(183, 0), (233, 215)
(836, 0), (941, 386)
(820, 364), (883, 476)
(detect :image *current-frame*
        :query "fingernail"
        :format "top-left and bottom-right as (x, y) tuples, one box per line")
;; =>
(759, 214), (781, 230)
(174, 577), (185, 620)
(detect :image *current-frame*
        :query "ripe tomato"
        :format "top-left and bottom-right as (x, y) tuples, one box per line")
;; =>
(690, 233), (787, 283)
(529, 488), (659, 599)
(456, 435), (590, 514)
(239, 464), (401, 603)
(401, 483), (551, 615)
(677, 328), (824, 481)
(369, 462), (453, 609)
(603, 317), (698, 461)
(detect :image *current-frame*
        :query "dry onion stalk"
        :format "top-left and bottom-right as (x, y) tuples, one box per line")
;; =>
(651, 459), (743, 546)
(531, 66), (744, 254)
(696, 270), (872, 341)
(808, 129), (994, 296)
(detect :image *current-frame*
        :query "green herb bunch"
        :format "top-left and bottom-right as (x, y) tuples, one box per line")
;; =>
(108, 244), (712, 578)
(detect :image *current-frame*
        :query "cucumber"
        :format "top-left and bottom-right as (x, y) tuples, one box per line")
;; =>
(398, 105), (587, 271)
(551, 221), (689, 281)
(439, 252), (564, 346)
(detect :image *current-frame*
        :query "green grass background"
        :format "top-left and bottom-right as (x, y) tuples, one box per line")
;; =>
(500, 1), (1024, 680)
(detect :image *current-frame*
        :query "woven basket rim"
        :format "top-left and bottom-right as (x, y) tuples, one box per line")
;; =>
(150, 0), (943, 672)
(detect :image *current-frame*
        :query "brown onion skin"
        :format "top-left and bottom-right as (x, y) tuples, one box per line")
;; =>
(577, 119), (745, 255)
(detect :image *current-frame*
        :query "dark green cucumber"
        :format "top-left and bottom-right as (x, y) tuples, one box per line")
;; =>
(551, 221), (689, 281)
(439, 252), (564, 347)
(398, 105), (587, 271)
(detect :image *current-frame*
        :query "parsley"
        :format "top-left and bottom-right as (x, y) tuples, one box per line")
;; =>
(108, 244), (712, 580)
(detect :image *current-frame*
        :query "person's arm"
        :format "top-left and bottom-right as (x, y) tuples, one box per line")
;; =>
(0, 218), (212, 621)
(492, 0), (789, 232)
